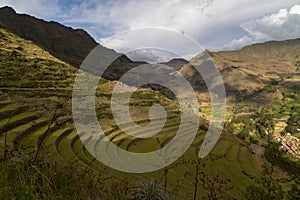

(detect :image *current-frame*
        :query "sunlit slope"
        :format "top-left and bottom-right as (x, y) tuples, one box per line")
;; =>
(180, 39), (300, 97)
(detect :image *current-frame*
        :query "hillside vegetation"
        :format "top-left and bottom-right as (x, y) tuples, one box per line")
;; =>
(0, 7), (299, 199)
(0, 25), (290, 199)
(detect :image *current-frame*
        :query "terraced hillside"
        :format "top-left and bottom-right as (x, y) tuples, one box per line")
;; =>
(2, 94), (289, 198)
(0, 27), (296, 199)
(0, 93), (265, 198)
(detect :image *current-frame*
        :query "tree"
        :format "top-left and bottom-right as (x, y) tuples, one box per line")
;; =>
(244, 140), (290, 200)
(286, 179), (300, 200)
(244, 164), (285, 200)
(186, 149), (233, 200)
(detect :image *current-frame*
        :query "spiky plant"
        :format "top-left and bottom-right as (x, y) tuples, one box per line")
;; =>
(131, 181), (172, 200)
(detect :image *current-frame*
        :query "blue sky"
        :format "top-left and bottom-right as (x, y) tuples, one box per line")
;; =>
(1, 0), (300, 62)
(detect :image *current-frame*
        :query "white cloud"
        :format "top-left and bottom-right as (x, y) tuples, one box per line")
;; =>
(61, 0), (299, 43)
(217, 4), (300, 51)
(215, 36), (253, 51)
(101, 28), (204, 62)
(64, 0), (214, 34)
(241, 4), (300, 42)
(290, 4), (300, 14)
(126, 49), (177, 63)
(81, 0), (298, 60)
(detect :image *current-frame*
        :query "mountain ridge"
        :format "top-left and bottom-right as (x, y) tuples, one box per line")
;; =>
(0, 6), (100, 67)
(1, 6), (300, 98)
(180, 37), (300, 97)
(160, 58), (188, 70)
(0, 6), (138, 78)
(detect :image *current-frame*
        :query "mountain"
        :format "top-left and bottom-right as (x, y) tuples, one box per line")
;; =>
(0, 6), (98, 67)
(161, 58), (188, 70)
(180, 39), (300, 97)
(2, 6), (299, 96)
(0, 6), (137, 80)
(210, 39), (300, 74)
(0, 6), (180, 98)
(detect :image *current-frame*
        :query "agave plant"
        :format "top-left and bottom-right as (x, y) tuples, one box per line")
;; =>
(131, 181), (172, 200)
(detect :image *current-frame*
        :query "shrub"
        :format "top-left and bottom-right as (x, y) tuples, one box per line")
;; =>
(250, 133), (259, 144)
(294, 61), (300, 67)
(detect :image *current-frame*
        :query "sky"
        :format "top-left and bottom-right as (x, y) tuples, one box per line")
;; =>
(1, 0), (300, 62)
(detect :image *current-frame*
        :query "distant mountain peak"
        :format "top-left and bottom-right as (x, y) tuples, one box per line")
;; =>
(161, 58), (188, 71)
(0, 6), (16, 13)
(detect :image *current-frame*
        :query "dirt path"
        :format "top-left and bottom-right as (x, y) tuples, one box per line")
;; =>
(249, 144), (265, 171)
